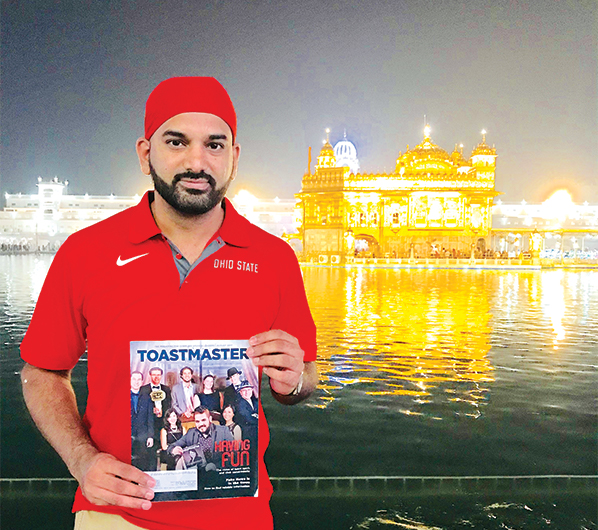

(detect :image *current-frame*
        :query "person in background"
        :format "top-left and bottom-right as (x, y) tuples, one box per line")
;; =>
(223, 367), (242, 407)
(221, 404), (242, 441)
(140, 367), (172, 448)
(193, 374), (220, 414)
(171, 366), (199, 421)
(160, 408), (183, 470)
(235, 381), (258, 444)
(130, 372), (154, 471)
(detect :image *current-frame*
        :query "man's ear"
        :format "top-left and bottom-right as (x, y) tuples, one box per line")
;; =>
(230, 143), (241, 181)
(135, 138), (151, 175)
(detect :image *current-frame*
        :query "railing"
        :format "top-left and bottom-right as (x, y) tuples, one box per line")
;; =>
(2, 475), (596, 498)
(270, 475), (598, 497)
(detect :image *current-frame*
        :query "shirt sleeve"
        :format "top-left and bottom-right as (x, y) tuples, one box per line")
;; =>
(271, 243), (317, 363)
(20, 239), (87, 370)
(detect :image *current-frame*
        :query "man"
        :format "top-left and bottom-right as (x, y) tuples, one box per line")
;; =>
(130, 372), (155, 471)
(171, 366), (199, 420)
(168, 407), (233, 471)
(222, 366), (243, 407)
(235, 381), (258, 443)
(20, 76), (317, 529)
(139, 367), (171, 446)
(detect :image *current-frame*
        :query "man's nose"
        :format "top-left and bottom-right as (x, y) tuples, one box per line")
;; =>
(184, 144), (207, 173)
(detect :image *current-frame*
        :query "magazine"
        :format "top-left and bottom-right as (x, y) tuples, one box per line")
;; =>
(129, 340), (259, 501)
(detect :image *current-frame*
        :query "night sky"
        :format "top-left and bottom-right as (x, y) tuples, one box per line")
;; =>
(2, 0), (596, 203)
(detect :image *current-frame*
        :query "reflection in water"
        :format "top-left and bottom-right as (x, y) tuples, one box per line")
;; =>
(1, 256), (53, 347)
(304, 268), (495, 412)
(541, 270), (566, 344)
(302, 267), (596, 416)
(1, 257), (596, 487)
(1, 257), (592, 421)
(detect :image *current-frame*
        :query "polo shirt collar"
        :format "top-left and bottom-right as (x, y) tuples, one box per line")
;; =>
(128, 192), (252, 248)
(219, 198), (251, 248)
(128, 191), (161, 244)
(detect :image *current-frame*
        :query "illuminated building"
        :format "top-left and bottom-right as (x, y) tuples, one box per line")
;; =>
(295, 126), (500, 262)
(2, 176), (597, 259)
(0, 178), (139, 251)
(491, 192), (598, 257)
(0, 179), (295, 251)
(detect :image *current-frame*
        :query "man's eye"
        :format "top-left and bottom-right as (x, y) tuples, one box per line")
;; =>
(167, 139), (184, 147)
(208, 142), (224, 150)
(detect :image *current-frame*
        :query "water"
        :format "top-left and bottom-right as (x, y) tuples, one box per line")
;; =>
(1, 256), (596, 529)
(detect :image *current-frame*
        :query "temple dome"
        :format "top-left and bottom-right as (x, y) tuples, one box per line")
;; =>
(409, 126), (451, 162)
(316, 129), (336, 169)
(333, 131), (360, 174)
(320, 140), (334, 156)
(471, 130), (496, 157)
(396, 125), (452, 172)
(471, 141), (496, 156)
(450, 144), (468, 166)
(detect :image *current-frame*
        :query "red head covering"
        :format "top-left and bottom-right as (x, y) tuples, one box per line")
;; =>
(144, 77), (237, 141)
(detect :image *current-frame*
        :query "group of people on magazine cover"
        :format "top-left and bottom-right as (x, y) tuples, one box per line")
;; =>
(130, 365), (258, 472)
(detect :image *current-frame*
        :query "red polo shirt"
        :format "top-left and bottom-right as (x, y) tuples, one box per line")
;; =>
(21, 192), (317, 530)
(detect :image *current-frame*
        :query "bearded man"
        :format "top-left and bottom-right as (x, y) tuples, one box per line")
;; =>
(21, 77), (317, 530)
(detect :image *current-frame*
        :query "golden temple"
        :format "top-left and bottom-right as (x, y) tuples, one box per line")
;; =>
(295, 126), (500, 262)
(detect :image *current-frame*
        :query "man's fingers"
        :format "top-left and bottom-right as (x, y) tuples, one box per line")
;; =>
(264, 366), (297, 385)
(253, 352), (303, 372)
(89, 485), (153, 510)
(95, 455), (155, 488)
(97, 474), (154, 501)
(80, 452), (155, 510)
(247, 340), (304, 366)
(248, 339), (295, 356)
(249, 329), (298, 348)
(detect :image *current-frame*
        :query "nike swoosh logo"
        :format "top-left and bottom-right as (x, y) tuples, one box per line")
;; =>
(117, 253), (149, 266)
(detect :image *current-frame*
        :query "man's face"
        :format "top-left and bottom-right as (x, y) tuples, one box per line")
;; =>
(181, 369), (193, 383)
(240, 387), (253, 400)
(195, 411), (211, 433)
(150, 370), (162, 386)
(138, 112), (240, 217)
(231, 373), (241, 386)
(131, 373), (143, 392)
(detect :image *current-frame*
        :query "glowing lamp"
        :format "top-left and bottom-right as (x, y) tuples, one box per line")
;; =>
(543, 189), (574, 222)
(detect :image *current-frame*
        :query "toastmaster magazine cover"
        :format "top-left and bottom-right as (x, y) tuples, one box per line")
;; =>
(129, 340), (259, 501)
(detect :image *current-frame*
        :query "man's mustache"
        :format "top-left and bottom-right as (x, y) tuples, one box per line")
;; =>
(173, 171), (216, 187)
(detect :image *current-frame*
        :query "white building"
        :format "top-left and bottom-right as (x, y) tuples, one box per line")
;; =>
(1, 178), (297, 252)
(491, 193), (598, 256)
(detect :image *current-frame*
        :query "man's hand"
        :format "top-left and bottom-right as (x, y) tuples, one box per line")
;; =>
(171, 446), (183, 456)
(76, 452), (155, 510)
(248, 330), (304, 395)
(247, 330), (318, 404)
(21, 364), (156, 510)
(146, 438), (154, 448)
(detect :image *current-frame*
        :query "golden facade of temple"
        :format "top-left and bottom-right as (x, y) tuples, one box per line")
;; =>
(295, 127), (500, 260)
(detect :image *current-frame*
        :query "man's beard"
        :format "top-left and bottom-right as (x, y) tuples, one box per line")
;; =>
(149, 161), (232, 216)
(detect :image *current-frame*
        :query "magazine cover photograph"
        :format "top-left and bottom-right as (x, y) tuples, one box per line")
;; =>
(129, 340), (259, 501)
